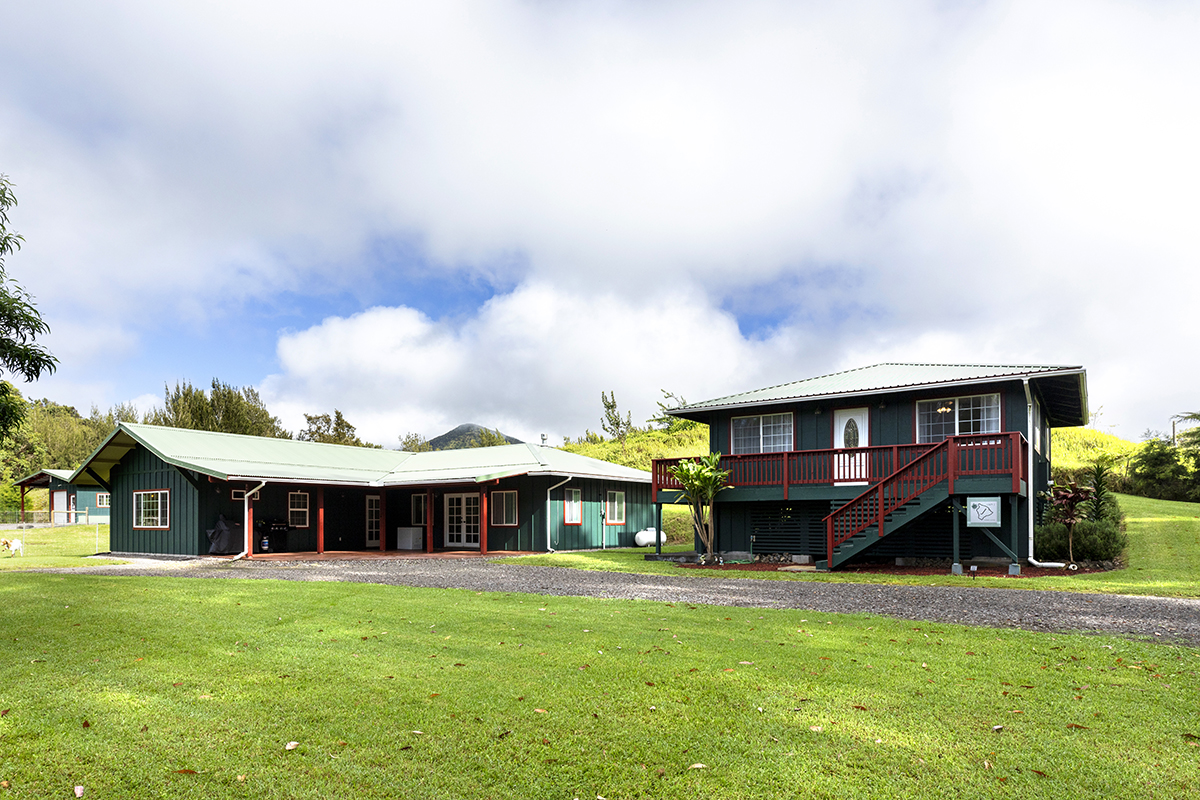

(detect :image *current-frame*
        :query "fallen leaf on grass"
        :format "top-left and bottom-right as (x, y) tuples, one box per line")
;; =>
(429, 693), (439, 698)
(399, 745), (412, 751)
(0, 709), (7, 716)
(285, 742), (299, 750)
(688, 763), (707, 770)
(809, 726), (823, 732)
(175, 770), (197, 775)
(497, 730), (512, 740)
(411, 731), (424, 735)
(534, 709), (546, 714)
(1183, 733), (1200, 741)
(1066, 724), (1089, 730)
(852, 705), (868, 711)
(1, 780), (9, 788)
(645, 682), (655, 687)
(1031, 770), (1048, 777)
(992, 725), (1004, 732)
(82, 721), (90, 728)
(75, 787), (83, 798)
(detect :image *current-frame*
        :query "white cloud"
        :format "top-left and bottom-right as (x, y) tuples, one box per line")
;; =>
(2, 0), (1198, 439)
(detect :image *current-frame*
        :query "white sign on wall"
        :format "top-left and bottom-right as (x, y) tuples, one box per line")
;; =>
(966, 496), (1001, 528)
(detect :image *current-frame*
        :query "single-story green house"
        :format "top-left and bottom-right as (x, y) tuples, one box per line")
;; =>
(68, 423), (654, 557)
(14, 469), (112, 525)
(653, 363), (1088, 572)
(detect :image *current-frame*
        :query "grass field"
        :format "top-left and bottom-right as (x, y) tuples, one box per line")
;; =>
(0, 524), (123, 571)
(514, 494), (1200, 598)
(0, 574), (1197, 799)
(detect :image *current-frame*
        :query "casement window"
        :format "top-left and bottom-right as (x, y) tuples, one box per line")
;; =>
(731, 413), (793, 454)
(230, 488), (260, 501)
(133, 490), (169, 529)
(564, 488), (582, 525)
(916, 394), (1001, 444)
(491, 490), (518, 526)
(605, 491), (625, 525)
(288, 491), (310, 528)
(96, 493), (111, 508)
(412, 494), (427, 526)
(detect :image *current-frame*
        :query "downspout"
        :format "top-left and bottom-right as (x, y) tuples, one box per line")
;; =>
(232, 481), (267, 561)
(1024, 380), (1065, 568)
(545, 477), (571, 553)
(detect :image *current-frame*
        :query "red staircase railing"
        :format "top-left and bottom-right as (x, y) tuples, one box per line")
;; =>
(823, 432), (1025, 566)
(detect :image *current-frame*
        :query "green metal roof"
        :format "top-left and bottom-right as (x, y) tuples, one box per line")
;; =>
(69, 423), (650, 488)
(14, 468), (76, 488)
(672, 363), (1089, 425)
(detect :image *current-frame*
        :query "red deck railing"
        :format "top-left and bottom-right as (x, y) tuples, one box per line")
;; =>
(823, 432), (1026, 566)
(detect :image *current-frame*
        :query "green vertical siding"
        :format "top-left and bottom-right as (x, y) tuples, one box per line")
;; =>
(110, 447), (202, 555)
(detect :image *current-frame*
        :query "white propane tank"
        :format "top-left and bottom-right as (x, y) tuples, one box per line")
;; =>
(634, 528), (664, 547)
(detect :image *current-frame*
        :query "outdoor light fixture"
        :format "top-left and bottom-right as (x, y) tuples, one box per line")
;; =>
(938, 404), (953, 414)
(970, 565), (978, 579)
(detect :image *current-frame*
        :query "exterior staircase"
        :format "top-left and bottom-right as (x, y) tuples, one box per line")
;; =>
(816, 439), (952, 570)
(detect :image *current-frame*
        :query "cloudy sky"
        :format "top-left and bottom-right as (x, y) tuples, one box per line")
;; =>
(1, 0), (1196, 446)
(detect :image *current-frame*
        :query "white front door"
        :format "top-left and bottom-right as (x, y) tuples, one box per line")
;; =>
(833, 407), (870, 484)
(365, 495), (381, 549)
(444, 493), (480, 549)
(52, 490), (68, 525)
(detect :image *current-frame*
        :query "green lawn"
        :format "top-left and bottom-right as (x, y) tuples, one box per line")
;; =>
(0, 574), (1196, 798)
(513, 494), (1200, 598)
(0, 524), (124, 571)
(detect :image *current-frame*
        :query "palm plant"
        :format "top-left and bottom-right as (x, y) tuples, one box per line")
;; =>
(666, 453), (730, 563)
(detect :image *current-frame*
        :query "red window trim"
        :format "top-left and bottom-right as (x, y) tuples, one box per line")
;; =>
(132, 488), (170, 530)
(490, 490), (518, 527)
(563, 488), (582, 526)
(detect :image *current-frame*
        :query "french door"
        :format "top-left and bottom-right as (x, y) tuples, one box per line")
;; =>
(444, 493), (480, 549)
(366, 495), (381, 548)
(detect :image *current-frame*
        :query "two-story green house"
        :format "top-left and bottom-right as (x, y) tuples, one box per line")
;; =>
(652, 364), (1087, 572)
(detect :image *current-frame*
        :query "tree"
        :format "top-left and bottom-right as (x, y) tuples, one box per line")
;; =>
(145, 379), (290, 438)
(648, 390), (700, 433)
(0, 174), (57, 442)
(1051, 483), (1093, 565)
(1175, 412), (1200, 450)
(298, 410), (379, 448)
(467, 427), (510, 448)
(601, 390), (635, 451)
(398, 431), (433, 452)
(667, 453), (730, 563)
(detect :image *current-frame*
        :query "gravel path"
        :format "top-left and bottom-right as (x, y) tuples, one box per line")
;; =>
(35, 556), (1200, 647)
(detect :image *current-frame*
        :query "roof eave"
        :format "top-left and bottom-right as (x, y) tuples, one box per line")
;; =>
(668, 367), (1087, 416)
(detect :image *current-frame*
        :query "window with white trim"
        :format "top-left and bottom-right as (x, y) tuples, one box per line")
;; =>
(288, 492), (310, 528)
(96, 493), (111, 508)
(133, 490), (169, 529)
(491, 490), (518, 526)
(231, 489), (260, 501)
(564, 488), (582, 525)
(731, 413), (792, 454)
(917, 394), (1000, 444)
(605, 491), (625, 525)
(412, 494), (427, 526)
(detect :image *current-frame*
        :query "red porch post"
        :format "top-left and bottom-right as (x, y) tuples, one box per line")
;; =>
(479, 490), (488, 555)
(425, 490), (434, 553)
(782, 452), (789, 500)
(246, 498), (255, 559)
(317, 487), (325, 554)
(379, 491), (388, 552)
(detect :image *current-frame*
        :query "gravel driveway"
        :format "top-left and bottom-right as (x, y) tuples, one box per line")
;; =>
(38, 556), (1200, 647)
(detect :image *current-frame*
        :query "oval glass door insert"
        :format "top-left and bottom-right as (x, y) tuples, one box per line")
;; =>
(843, 418), (860, 449)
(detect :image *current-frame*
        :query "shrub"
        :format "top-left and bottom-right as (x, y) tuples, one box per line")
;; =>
(1033, 519), (1127, 562)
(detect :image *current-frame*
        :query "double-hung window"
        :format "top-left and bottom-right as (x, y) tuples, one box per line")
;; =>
(916, 394), (1001, 443)
(288, 492), (310, 528)
(564, 488), (582, 525)
(731, 412), (793, 454)
(605, 491), (625, 525)
(133, 490), (169, 529)
(491, 490), (518, 526)
(96, 493), (111, 508)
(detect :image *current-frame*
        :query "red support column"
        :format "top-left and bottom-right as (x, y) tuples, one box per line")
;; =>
(379, 491), (387, 552)
(479, 490), (488, 555)
(425, 491), (434, 553)
(317, 487), (325, 554)
(246, 499), (255, 559)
